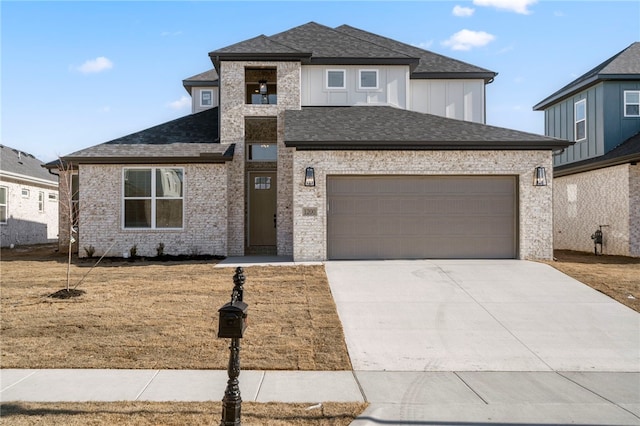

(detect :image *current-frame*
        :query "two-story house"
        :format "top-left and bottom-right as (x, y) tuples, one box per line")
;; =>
(1, 145), (59, 247)
(51, 22), (569, 261)
(534, 42), (640, 257)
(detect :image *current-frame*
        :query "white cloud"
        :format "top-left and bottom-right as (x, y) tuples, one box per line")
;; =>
(161, 31), (183, 37)
(101, 106), (111, 113)
(453, 5), (475, 17)
(414, 40), (434, 49)
(473, 0), (537, 14)
(76, 56), (113, 74)
(442, 29), (495, 51)
(167, 95), (191, 110)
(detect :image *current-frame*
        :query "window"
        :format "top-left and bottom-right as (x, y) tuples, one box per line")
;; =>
(247, 144), (277, 161)
(200, 90), (213, 107)
(0, 186), (7, 224)
(123, 168), (183, 229)
(38, 191), (45, 212)
(575, 99), (586, 141)
(624, 90), (640, 117)
(48, 193), (57, 201)
(326, 70), (345, 89)
(245, 68), (277, 104)
(359, 69), (378, 89)
(21, 188), (30, 198)
(254, 176), (271, 190)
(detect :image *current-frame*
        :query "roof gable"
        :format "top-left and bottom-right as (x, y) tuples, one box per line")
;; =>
(534, 42), (640, 110)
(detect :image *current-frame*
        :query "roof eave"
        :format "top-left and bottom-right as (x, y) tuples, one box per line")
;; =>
(411, 71), (497, 84)
(285, 140), (573, 151)
(554, 152), (640, 177)
(209, 52), (312, 70)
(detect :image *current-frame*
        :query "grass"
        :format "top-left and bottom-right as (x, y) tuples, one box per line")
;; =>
(0, 245), (351, 370)
(543, 250), (640, 313)
(0, 401), (368, 425)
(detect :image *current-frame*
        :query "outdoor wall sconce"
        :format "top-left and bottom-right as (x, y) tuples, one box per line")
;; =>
(304, 167), (316, 187)
(533, 166), (548, 186)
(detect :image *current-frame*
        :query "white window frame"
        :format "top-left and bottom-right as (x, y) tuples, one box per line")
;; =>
(326, 69), (346, 90)
(122, 167), (184, 230)
(0, 186), (7, 224)
(21, 188), (30, 198)
(358, 69), (379, 90)
(48, 193), (58, 202)
(38, 191), (45, 213)
(574, 99), (587, 142)
(624, 90), (640, 117)
(200, 89), (213, 107)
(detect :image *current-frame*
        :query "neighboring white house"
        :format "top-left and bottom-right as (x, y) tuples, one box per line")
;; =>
(1, 145), (59, 247)
(50, 22), (570, 261)
(534, 42), (640, 257)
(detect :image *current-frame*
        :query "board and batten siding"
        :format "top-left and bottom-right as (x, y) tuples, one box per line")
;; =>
(410, 79), (485, 123)
(548, 83), (605, 167)
(602, 81), (640, 152)
(301, 65), (409, 108)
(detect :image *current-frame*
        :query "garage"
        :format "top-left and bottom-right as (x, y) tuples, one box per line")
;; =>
(327, 175), (517, 259)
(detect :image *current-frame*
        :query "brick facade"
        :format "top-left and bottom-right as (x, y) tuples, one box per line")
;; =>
(554, 163), (639, 257)
(77, 163), (228, 258)
(219, 61), (300, 256)
(0, 178), (58, 247)
(292, 150), (554, 261)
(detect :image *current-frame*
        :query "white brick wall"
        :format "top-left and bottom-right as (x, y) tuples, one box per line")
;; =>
(77, 163), (228, 258)
(554, 163), (639, 257)
(292, 150), (554, 261)
(0, 179), (58, 246)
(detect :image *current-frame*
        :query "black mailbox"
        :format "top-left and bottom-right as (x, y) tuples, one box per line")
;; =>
(218, 301), (248, 338)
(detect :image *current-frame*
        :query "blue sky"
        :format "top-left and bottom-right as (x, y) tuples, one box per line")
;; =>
(2, 1), (639, 163)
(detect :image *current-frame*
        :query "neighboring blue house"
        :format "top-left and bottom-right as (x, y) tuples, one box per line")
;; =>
(534, 42), (640, 257)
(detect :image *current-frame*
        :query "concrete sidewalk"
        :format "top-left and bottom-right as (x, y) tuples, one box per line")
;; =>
(2, 369), (639, 424)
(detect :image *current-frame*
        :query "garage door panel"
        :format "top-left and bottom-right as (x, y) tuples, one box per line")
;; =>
(327, 176), (517, 259)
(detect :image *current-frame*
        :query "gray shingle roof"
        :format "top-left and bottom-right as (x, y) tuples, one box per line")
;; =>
(284, 106), (570, 150)
(56, 107), (233, 164)
(554, 131), (640, 176)
(534, 42), (640, 110)
(335, 25), (495, 81)
(182, 69), (219, 94)
(0, 145), (57, 183)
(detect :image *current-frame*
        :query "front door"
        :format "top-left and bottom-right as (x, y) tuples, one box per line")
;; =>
(248, 171), (277, 248)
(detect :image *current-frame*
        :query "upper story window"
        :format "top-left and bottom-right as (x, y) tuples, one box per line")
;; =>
(38, 191), (45, 212)
(247, 144), (277, 161)
(575, 99), (587, 141)
(123, 168), (183, 229)
(200, 90), (213, 107)
(245, 68), (277, 104)
(326, 69), (346, 89)
(624, 90), (640, 117)
(0, 186), (7, 224)
(359, 69), (378, 90)
(48, 193), (58, 201)
(21, 188), (29, 198)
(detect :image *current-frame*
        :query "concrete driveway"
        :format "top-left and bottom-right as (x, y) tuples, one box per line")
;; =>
(325, 259), (640, 372)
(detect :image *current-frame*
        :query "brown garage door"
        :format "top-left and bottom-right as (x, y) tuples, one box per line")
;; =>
(327, 175), (517, 259)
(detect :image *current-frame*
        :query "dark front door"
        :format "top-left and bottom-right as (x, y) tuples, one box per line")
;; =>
(248, 171), (277, 248)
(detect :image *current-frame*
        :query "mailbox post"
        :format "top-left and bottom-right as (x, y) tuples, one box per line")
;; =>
(218, 267), (247, 426)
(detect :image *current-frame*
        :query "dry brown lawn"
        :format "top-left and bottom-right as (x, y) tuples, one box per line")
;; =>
(544, 250), (640, 313)
(0, 244), (351, 370)
(0, 401), (367, 425)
